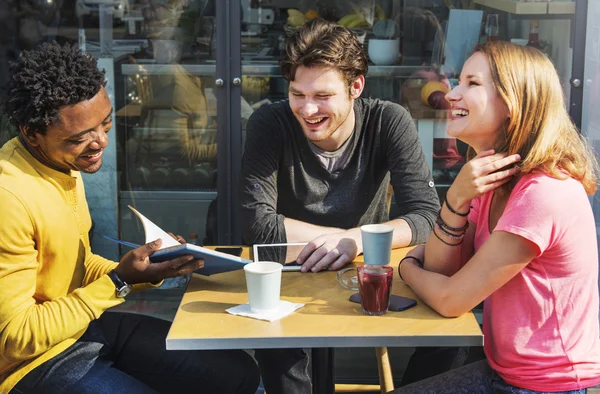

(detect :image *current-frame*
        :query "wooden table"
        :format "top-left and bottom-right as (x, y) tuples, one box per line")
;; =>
(166, 247), (483, 394)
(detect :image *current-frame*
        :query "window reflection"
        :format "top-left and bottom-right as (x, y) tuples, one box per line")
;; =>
(0, 0), (583, 246)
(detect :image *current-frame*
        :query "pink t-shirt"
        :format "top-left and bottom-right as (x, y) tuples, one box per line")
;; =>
(469, 172), (600, 391)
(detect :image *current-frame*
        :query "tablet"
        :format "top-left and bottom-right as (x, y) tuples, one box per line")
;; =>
(252, 243), (308, 271)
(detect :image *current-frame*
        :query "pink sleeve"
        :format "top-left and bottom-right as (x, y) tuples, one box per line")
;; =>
(494, 177), (555, 255)
(468, 196), (481, 223)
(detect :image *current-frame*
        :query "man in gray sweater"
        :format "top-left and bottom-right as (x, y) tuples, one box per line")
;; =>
(240, 19), (466, 394)
(241, 26), (439, 271)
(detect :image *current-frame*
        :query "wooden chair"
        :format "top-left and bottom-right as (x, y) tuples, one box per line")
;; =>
(375, 346), (394, 393)
(335, 185), (396, 393)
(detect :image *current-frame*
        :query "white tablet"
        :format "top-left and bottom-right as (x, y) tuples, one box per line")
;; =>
(252, 243), (308, 271)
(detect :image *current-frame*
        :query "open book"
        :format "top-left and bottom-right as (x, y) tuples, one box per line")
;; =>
(113, 206), (250, 276)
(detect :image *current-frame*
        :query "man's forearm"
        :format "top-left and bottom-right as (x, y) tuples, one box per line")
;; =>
(284, 217), (413, 251)
(283, 217), (345, 243)
(387, 218), (413, 249)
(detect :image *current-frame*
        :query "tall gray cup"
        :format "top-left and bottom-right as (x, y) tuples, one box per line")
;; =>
(361, 224), (394, 266)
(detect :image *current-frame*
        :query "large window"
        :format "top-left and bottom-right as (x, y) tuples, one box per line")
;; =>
(0, 0), (581, 252)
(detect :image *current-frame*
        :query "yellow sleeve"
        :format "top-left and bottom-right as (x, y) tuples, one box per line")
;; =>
(83, 251), (163, 291)
(0, 188), (123, 364)
(83, 251), (118, 285)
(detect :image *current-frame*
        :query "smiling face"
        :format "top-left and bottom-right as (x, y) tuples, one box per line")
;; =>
(21, 86), (113, 174)
(288, 65), (364, 151)
(445, 52), (509, 152)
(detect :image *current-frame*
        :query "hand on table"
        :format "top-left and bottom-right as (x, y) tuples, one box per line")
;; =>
(296, 230), (359, 273)
(446, 149), (521, 211)
(114, 237), (204, 284)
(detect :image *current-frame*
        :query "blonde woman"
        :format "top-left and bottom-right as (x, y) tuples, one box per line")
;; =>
(396, 41), (600, 393)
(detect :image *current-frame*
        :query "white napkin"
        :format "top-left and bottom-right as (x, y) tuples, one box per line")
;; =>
(226, 301), (305, 322)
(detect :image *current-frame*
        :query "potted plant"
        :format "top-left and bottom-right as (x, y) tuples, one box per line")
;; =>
(368, 19), (400, 66)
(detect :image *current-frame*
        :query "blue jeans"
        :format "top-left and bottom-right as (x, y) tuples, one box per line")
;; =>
(393, 359), (596, 394)
(400, 346), (470, 386)
(9, 312), (260, 394)
(254, 348), (311, 394)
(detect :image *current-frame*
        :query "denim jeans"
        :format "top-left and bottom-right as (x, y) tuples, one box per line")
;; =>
(400, 346), (470, 386)
(9, 312), (260, 394)
(393, 359), (597, 394)
(254, 348), (311, 394)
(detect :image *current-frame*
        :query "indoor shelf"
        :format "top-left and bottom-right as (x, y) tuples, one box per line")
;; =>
(474, 0), (575, 15)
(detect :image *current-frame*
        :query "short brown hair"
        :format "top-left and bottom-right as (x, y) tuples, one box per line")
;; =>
(280, 19), (368, 90)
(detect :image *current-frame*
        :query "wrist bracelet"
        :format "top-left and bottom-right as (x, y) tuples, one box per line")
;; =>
(444, 197), (471, 217)
(435, 222), (465, 240)
(398, 256), (423, 281)
(433, 226), (464, 246)
(436, 214), (469, 232)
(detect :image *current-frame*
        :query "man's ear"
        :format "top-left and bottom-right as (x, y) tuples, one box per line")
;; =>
(351, 75), (365, 99)
(20, 126), (41, 147)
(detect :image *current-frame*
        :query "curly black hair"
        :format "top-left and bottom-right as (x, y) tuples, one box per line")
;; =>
(0, 42), (106, 135)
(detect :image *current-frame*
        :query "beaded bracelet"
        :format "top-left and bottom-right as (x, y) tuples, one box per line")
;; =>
(436, 214), (469, 233)
(433, 226), (464, 246)
(398, 256), (423, 281)
(444, 197), (471, 217)
(435, 222), (465, 240)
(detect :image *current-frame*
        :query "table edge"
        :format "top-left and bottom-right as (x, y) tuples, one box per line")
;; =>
(166, 334), (483, 350)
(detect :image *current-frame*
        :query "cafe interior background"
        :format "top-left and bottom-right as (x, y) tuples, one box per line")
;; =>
(0, 0), (598, 388)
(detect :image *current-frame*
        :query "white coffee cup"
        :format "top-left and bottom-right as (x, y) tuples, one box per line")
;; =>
(244, 262), (283, 313)
(361, 224), (394, 266)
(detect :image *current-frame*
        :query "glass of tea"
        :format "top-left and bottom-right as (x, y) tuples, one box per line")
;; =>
(338, 265), (394, 316)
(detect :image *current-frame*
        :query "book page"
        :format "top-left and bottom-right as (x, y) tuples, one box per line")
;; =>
(128, 205), (180, 249)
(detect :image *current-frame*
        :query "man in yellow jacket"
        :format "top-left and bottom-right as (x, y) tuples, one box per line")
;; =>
(0, 42), (259, 394)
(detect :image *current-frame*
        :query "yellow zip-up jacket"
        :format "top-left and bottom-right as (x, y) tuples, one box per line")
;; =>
(0, 138), (151, 393)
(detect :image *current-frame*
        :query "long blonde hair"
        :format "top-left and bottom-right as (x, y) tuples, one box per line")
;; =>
(473, 41), (598, 194)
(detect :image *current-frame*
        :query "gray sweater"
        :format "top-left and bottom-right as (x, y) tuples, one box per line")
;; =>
(240, 98), (440, 245)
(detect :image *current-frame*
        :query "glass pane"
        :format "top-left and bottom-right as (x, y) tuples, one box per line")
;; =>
(110, 0), (219, 250)
(582, 0), (600, 252)
(240, 0), (577, 206)
(1, 0), (580, 254)
(34, 0), (222, 253)
(235, 0), (580, 376)
(0, 0), (222, 258)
